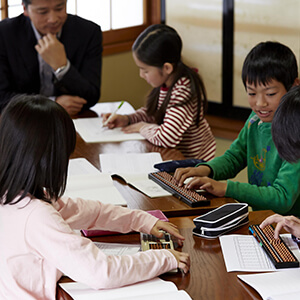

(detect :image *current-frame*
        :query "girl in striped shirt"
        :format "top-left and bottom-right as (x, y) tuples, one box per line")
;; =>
(103, 24), (216, 161)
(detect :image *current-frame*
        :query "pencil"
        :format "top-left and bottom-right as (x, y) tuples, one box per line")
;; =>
(103, 101), (124, 126)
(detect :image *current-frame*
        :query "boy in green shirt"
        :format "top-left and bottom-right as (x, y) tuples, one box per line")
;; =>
(174, 41), (300, 215)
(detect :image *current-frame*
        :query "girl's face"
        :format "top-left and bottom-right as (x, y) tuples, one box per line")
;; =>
(246, 79), (287, 123)
(133, 53), (174, 88)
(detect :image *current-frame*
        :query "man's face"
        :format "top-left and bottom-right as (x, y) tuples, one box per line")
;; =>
(23, 0), (67, 35)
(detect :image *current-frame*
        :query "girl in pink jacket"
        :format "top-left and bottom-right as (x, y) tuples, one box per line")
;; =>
(0, 95), (190, 300)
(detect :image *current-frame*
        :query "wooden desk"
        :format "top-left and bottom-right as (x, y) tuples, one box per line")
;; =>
(71, 133), (236, 217)
(58, 210), (274, 300)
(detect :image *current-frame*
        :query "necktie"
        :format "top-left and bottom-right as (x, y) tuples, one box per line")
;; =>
(39, 59), (54, 97)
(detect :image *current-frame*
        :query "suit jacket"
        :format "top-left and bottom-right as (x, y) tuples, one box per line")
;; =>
(0, 14), (102, 112)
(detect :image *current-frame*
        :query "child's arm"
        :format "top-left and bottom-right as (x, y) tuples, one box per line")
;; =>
(26, 203), (187, 289)
(121, 80), (197, 148)
(225, 159), (300, 215)
(57, 197), (186, 245)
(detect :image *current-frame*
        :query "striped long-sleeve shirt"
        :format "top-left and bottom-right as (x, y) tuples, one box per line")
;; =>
(128, 77), (216, 161)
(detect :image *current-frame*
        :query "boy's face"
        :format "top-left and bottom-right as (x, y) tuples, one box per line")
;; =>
(246, 79), (287, 123)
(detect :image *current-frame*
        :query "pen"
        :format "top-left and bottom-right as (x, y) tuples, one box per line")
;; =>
(103, 101), (124, 126)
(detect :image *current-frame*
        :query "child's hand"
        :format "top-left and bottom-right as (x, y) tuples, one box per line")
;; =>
(122, 122), (147, 133)
(102, 114), (129, 128)
(173, 165), (211, 187)
(150, 220), (185, 246)
(185, 176), (227, 197)
(168, 249), (190, 274)
(260, 214), (300, 239)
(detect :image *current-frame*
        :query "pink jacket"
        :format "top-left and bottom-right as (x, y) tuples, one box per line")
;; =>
(0, 196), (177, 299)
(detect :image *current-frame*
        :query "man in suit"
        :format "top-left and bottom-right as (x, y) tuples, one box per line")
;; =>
(0, 0), (102, 116)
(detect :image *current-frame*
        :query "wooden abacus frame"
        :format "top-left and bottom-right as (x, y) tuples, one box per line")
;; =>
(249, 224), (299, 269)
(148, 171), (210, 208)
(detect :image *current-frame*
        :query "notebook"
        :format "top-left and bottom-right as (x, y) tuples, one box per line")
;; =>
(99, 153), (172, 198)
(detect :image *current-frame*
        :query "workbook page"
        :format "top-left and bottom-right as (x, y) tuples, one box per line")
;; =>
(220, 234), (300, 272)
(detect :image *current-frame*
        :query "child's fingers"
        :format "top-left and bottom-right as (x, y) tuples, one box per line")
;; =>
(178, 252), (190, 274)
(273, 222), (285, 239)
(173, 168), (195, 187)
(169, 250), (190, 274)
(151, 221), (184, 246)
(260, 214), (283, 228)
(156, 221), (183, 239)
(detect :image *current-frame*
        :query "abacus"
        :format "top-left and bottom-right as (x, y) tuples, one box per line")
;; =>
(249, 224), (299, 269)
(148, 171), (210, 207)
(140, 231), (174, 251)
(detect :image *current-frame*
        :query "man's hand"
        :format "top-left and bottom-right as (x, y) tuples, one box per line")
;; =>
(35, 33), (67, 70)
(56, 95), (87, 116)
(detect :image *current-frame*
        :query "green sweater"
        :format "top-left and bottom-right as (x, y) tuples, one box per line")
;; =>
(204, 112), (300, 216)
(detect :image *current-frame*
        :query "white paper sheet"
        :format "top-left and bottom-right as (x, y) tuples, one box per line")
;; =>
(100, 152), (162, 174)
(73, 117), (145, 143)
(91, 101), (136, 117)
(59, 278), (192, 300)
(220, 234), (300, 272)
(238, 270), (300, 300)
(68, 157), (100, 176)
(93, 242), (140, 256)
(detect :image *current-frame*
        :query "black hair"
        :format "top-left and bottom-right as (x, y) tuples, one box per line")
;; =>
(22, 0), (32, 8)
(242, 41), (298, 91)
(22, 0), (67, 8)
(0, 95), (76, 205)
(132, 24), (207, 126)
(272, 86), (300, 163)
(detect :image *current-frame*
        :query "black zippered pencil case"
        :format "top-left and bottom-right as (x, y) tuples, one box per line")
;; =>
(193, 203), (249, 238)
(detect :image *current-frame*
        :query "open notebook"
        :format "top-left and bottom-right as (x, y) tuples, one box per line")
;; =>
(64, 158), (127, 206)
(99, 152), (172, 198)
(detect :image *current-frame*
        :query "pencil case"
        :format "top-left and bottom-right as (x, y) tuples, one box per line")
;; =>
(154, 159), (204, 173)
(81, 210), (169, 237)
(192, 203), (249, 239)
